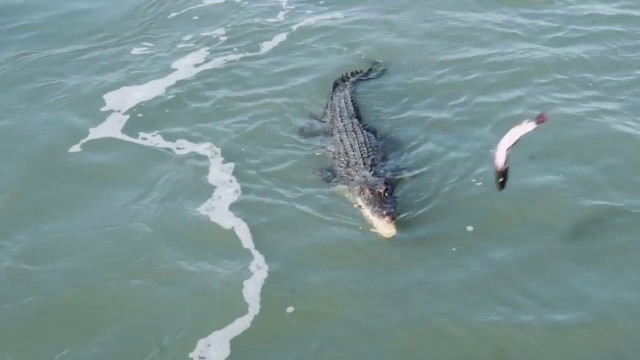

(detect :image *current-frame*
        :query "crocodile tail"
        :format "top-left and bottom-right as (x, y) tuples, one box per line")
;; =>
(359, 60), (387, 80)
(332, 60), (387, 91)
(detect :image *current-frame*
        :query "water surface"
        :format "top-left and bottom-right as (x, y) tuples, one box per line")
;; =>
(2, 0), (640, 359)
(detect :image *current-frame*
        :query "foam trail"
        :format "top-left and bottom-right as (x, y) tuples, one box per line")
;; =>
(73, 123), (267, 360)
(169, 0), (226, 19)
(201, 28), (227, 42)
(131, 47), (151, 55)
(266, 0), (290, 22)
(69, 11), (344, 360)
(71, 13), (343, 151)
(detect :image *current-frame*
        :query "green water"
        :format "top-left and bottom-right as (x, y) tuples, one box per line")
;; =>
(3, 0), (640, 359)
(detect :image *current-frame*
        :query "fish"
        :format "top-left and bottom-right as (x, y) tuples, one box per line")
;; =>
(493, 112), (548, 191)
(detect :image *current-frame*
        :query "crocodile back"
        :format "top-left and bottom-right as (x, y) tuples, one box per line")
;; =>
(326, 81), (383, 180)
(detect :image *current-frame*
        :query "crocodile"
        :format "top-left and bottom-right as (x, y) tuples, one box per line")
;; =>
(303, 61), (398, 238)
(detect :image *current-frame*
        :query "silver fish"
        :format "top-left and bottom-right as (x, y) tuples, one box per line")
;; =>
(493, 112), (548, 191)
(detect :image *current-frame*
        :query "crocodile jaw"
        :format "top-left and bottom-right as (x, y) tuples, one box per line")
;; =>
(356, 198), (397, 238)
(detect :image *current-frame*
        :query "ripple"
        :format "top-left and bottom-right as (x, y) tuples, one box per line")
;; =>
(7, 0), (640, 357)
(68, 5), (345, 359)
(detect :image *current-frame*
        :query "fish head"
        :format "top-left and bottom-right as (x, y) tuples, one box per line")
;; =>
(534, 112), (548, 125)
(495, 166), (509, 191)
(353, 178), (397, 238)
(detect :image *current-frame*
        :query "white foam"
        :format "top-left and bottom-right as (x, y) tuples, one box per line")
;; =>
(70, 117), (267, 360)
(131, 47), (151, 55)
(286, 306), (295, 313)
(259, 33), (288, 53)
(202, 28), (227, 42)
(265, 10), (289, 22)
(202, 28), (226, 37)
(169, 0), (227, 19)
(69, 10), (344, 360)
(142, 42), (155, 47)
(54, 350), (70, 360)
(266, 1), (290, 22)
(466, 225), (474, 232)
(291, 13), (343, 31)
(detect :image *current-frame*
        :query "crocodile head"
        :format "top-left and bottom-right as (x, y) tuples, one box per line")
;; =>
(353, 178), (397, 238)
